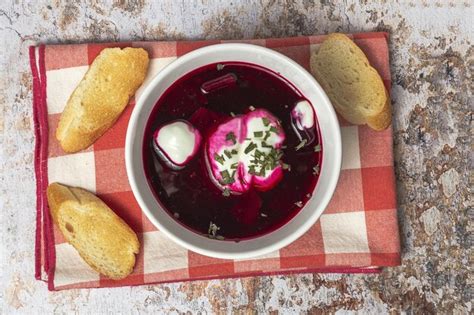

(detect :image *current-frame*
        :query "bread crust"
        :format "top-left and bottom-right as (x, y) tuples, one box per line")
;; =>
(47, 183), (140, 280)
(310, 33), (391, 130)
(367, 91), (392, 131)
(56, 47), (149, 153)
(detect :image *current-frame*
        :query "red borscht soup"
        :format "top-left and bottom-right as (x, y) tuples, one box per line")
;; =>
(143, 62), (322, 241)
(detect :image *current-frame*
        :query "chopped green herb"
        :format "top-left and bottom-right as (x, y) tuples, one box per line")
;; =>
(254, 149), (263, 159)
(208, 221), (220, 237)
(269, 126), (279, 135)
(254, 131), (263, 137)
(222, 188), (231, 197)
(295, 139), (307, 151)
(269, 147), (283, 160)
(230, 162), (238, 169)
(313, 164), (320, 175)
(224, 150), (232, 159)
(226, 132), (237, 144)
(275, 149), (284, 160)
(214, 153), (225, 165)
(248, 165), (257, 175)
(263, 131), (271, 141)
(220, 170), (235, 185)
(244, 142), (257, 154)
(314, 144), (321, 152)
(261, 141), (273, 148)
(243, 142), (285, 178)
(262, 117), (270, 126)
(282, 163), (291, 171)
(231, 149), (238, 154)
(220, 170), (230, 179)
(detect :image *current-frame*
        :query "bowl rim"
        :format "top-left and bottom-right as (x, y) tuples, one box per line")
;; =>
(125, 43), (341, 259)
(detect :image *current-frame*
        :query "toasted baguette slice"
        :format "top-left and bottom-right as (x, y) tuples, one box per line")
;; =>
(47, 183), (140, 279)
(310, 33), (391, 130)
(56, 47), (149, 153)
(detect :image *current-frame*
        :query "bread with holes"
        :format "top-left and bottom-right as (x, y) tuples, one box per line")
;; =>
(310, 33), (391, 130)
(56, 47), (149, 153)
(47, 182), (140, 280)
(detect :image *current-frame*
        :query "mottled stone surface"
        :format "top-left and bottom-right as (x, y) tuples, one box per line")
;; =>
(1, 1), (472, 313)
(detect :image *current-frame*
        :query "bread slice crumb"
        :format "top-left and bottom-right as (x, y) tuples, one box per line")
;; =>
(47, 182), (140, 280)
(310, 33), (391, 131)
(56, 47), (149, 152)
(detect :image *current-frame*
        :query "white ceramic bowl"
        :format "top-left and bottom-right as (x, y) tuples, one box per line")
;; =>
(126, 43), (341, 260)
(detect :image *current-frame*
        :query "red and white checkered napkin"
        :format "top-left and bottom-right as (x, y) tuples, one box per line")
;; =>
(30, 32), (400, 290)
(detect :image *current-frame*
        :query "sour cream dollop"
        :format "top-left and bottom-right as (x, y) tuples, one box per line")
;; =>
(291, 100), (315, 130)
(206, 108), (286, 194)
(153, 120), (202, 170)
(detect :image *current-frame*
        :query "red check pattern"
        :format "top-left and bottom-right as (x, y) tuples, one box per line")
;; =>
(30, 32), (400, 291)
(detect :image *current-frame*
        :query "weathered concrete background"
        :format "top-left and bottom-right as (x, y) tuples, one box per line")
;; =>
(1, 1), (472, 313)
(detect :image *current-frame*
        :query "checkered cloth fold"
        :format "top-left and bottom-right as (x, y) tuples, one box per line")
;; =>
(30, 32), (400, 291)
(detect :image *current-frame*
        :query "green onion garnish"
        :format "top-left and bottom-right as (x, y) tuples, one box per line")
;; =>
(313, 164), (320, 175)
(269, 126), (279, 135)
(254, 131), (263, 137)
(208, 221), (220, 237)
(220, 170), (235, 185)
(262, 117), (270, 126)
(263, 131), (271, 141)
(248, 165), (257, 175)
(214, 153), (225, 165)
(282, 163), (291, 171)
(295, 139), (307, 151)
(226, 132), (237, 144)
(220, 170), (230, 178)
(244, 142), (257, 154)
